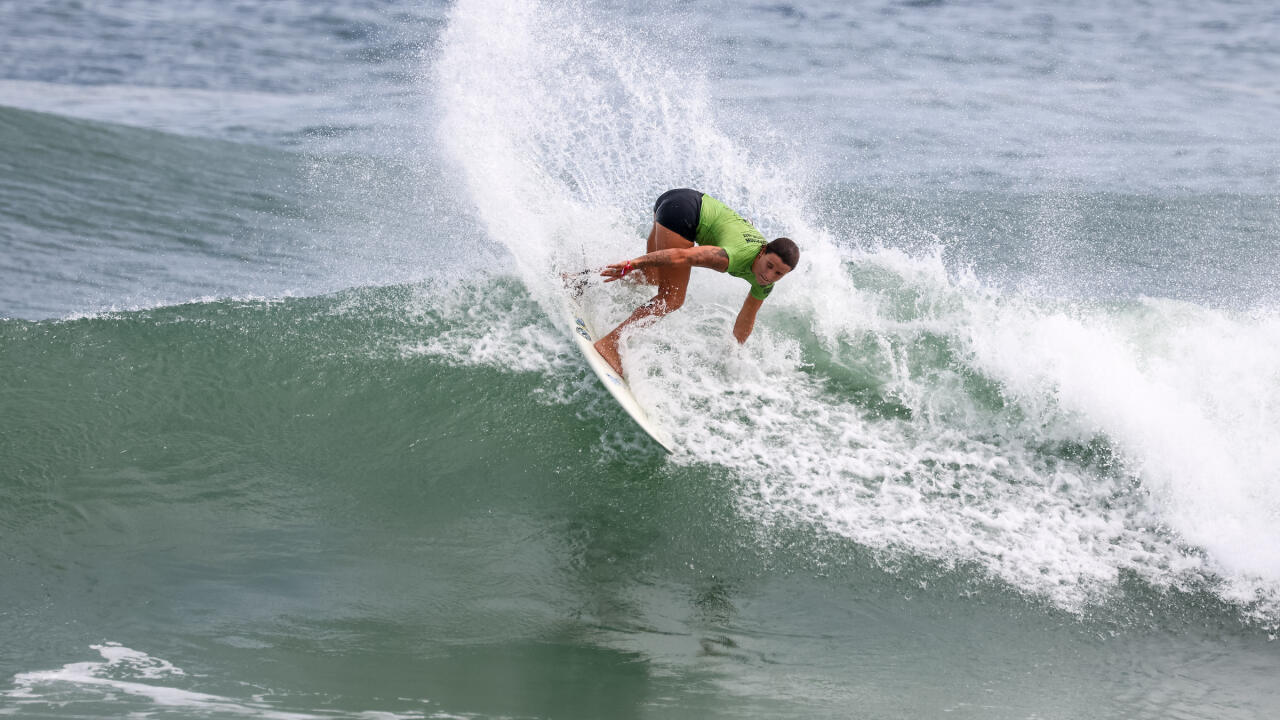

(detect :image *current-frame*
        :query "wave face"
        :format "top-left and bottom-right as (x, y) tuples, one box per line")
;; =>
(434, 0), (1280, 615)
(4, 0), (1280, 718)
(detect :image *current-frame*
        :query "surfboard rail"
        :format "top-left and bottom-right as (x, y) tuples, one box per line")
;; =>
(564, 296), (675, 453)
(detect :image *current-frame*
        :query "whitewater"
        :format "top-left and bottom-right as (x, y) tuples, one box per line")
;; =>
(429, 0), (1280, 618)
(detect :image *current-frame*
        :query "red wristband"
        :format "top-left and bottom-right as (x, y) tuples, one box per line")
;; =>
(621, 260), (633, 276)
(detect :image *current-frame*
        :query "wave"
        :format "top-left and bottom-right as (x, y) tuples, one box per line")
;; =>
(4, 0), (1277, 633)
(430, 0), (1280, 625)
(0, 104), (308, 319)
(5, 266), (1278, 635)
(0, 103), (490, 321)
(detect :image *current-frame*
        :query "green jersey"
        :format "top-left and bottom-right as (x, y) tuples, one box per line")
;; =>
(694, 194), (773, 300)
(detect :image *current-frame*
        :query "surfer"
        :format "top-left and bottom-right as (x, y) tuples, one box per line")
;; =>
(594, 188), (799, 376)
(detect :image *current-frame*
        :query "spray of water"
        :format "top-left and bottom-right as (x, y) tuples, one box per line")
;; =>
(430, 0), (1280, 622)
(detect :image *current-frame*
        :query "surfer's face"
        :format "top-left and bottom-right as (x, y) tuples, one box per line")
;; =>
(753, 252), (793, 286)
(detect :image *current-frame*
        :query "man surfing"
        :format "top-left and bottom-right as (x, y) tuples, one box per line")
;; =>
(594, 188), (799, 376)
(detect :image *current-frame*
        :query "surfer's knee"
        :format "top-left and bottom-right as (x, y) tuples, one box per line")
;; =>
(656, 287), (686, 313)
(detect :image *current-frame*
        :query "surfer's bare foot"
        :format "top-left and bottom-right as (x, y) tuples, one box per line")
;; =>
(594, 336), (625, 377)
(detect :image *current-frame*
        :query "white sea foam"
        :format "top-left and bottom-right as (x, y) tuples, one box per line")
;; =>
(4, 643), (319, 719)
(960, 293), (1280, 597)
(431, 0), (1280, 621)
(397, 280), (577, 375)
(4, 643), (437, 719)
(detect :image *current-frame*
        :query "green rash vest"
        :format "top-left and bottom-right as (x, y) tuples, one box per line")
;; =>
(694, 194), (774, 300)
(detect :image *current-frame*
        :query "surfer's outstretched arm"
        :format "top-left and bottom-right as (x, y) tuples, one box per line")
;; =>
(592, 247), (726, 376)
(600, 247), (729, 281)
(733, 293), (763, 343)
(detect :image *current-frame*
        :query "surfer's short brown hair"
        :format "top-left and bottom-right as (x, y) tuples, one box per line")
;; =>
(766, 237), (800, 269)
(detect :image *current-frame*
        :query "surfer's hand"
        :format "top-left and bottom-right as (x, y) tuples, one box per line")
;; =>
(601, 260), (634, 282)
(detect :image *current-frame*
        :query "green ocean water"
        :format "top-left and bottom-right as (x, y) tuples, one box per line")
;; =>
(5, 282), (1280, 718)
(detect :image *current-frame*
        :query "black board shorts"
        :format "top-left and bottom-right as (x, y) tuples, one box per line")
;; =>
(652, 188), (703, 243)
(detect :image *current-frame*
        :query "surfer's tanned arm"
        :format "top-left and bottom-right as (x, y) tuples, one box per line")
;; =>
(601, 247), (729, 280)
(602, 246), (763, 342)
(733, 294), (763, 343)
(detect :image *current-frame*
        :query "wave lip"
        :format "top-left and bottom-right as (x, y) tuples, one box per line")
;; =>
(966, 296), (1280, 587)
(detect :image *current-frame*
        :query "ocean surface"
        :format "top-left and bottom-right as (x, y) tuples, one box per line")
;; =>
(3, 0), (1280, 717)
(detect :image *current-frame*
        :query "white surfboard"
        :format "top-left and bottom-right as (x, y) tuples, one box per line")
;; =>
(565, 296), (675, 453)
